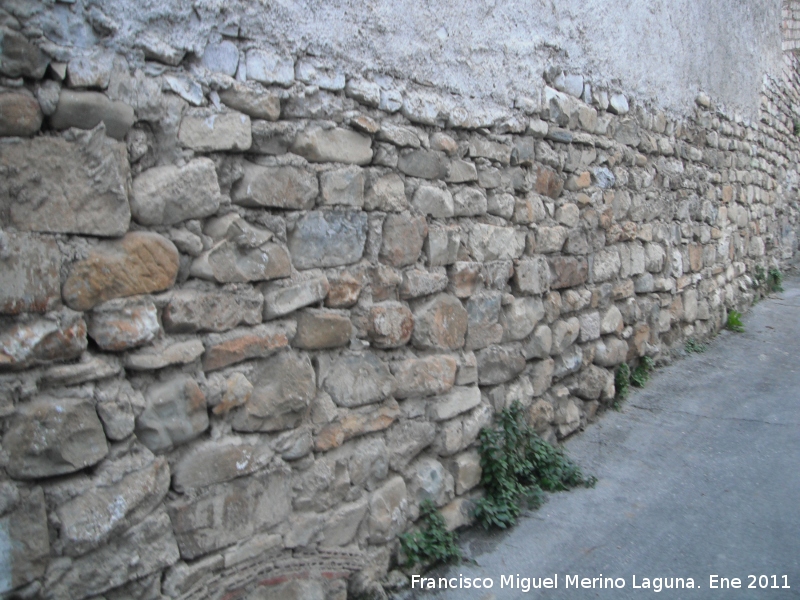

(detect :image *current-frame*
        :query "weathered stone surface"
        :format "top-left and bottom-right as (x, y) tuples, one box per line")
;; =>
(514, 195), (547, 224)
(314, 399), (400, 451)
(428, 386), (482, 421)
(131, 158), (221, 226)
(378, 123), (420, 148)
(465, 292), (503, 351)
(398, 149), (449, 179)
(0, 91), (42, 136)
(451, 450), (482, 495)
(592, 248), (621, 282)
(291, 127), (373, 164)
(288, 210), (368, 269)
(535, 165), (564, 198)
(0, 311), (84, 372)
(246, 48), (294, 86)
(514, 256), (551, 295)
(320, 166), (365, 207)
(136, 375), (208, 453)
(551, 317), (581, 355)
(365, 172), (408, 212)
(553, 344), (583, 379)
(0, 486), (49, 594)
(411, 185), (454, 218)
(477, 344), (526, 385)
(536, 226), (568, 253)
(554, 394), (582, 438)
(321, 495), (369, 547)
(163, 289), (263, 333)
(179, 109), (252, 151)
(64, 233), (179, 311)
(448, 262), (482, 298)
(57, 447), (171, 556)
(549, 256), (589, 289)
(4, 392), (108, 479)
(66, 53), (114, 88)
(40, 353), (122, 387)
(412, 293), (468, 351)
(453, 187), (488, 217)
(172, 438), (273, 493)
(0, 27), (48, 79)
(601, 304), (624, 334)
(203, 321), (295, 371)
(367, 301), (414, 348)
(0, 233), (61, 316)
(88, 297), (159, 351)
(95, 379), (144, 440)
(400, 268), (449, 299)
(528, 358), (555, 396)
(250, 120), (302, 154)
(523, 324), (552, 360)
(501, 297), (545, 342)
(386, 420), (436, 471)
(0, 127), (130, 236)
(468, 224), (525, 262)
(200, 40), (239, 75)
(322, 352), (395, 408)
(381, 212), (427, 267)
(232, 351), (316, 432)
(391, 355), (457, 399)
(43, 509), (180, 600)
(407, 457), (454, 506)
(368, 476), (409, 544)
(293, 309), (352, 349)
(232, 163), (318, 210)
(594, 335), (629, 366)
(191, 240), (290, 284)
(574, 364), (614, 401)
(262, 275), (330, 319)
(426, 223), (461, 267)
(447, 158), (478, 183)
(326, 271), (362, 308)
(50, 90), (134, 140)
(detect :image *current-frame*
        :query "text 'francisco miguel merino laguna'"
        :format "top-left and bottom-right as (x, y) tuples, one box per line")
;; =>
(411, 574), (697, 592)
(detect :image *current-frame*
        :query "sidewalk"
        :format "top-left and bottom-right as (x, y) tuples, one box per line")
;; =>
(417, 279), (800, 599)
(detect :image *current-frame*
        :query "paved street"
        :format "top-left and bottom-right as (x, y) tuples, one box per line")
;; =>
(419, 278), (800, 600)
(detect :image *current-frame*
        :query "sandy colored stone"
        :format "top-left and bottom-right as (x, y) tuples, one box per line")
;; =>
(63, 232), (179, 311)
(0, 91), (42, 136)
(202, 321), (296, 371)
(367, 301), (414, 348)
(293, 309), (352, 349)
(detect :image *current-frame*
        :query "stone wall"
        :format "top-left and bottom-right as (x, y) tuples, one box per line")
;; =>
(1, 2), (799, 599)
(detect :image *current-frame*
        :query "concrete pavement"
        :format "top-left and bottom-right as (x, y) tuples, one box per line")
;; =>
(413, 278), (800, 600)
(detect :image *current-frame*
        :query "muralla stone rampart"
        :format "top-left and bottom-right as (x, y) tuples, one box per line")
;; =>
(0, 1), (799, 599)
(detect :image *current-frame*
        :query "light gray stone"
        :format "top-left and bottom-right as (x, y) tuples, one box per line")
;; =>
(0, 126), (130, 236)
(501, 297), (545, 342)
(522, 324), (552, 359)
(411, 185), (454, 218)
(514, 256), (551, 295)
(136, 375), (208, 453)
(536, 226), (568, 253)
(551, 317), (581, 355)
(291, 127), (373, 165)
(609, 93), (630, 115)
(465, 292), (503, 351)
(368, 476), (408, 544)
(406, 457), (454, 507)
(553, 344), (583, 378)
(378, 123), (420, 148)
(366, 301), (414, 348)
(428, 386), (482, 421)
(322, 352), (396, 408)
(246, 48), (295, 86)
(95, 379), (143, 440)
(163, 72), (204, 106)
(477, 344), (526, 385)
(487, 192), (515, 219)
(131, 158), (222, 226)
(320, 166), (365, 207)
(295, 59), (346, 91)
(391, 355), (457, 399)
(579, 311), (601, 342)
(261, 275), (330, 319)
(381, 212), (427, 267)
(50, 90), (134, 140)
(411, 293), (468, 351)
(345, 78), (381, 107)
(386, 420), (437, 470)
(288, 210), (368, 269)
(528, 357), (555, 396)
(453, 187), (488, 217)
(40, 353), (122, 387)
(67, 53), (113, 89)
(426, 223), (461, 267)
(4, 392), (108, 479)
(601, 304), (624, 334)
(400, 268), (448, 299)
(446, 159), (478, 183)
(0, 27), (49, 79)
(191, 240), (290, 284)
(468, 224), (525, 262)
(365, 172), (408, 212)
(233, 162), (318, 209)
(592, 248), (621, 282)
(201, 41), (239, 76)
(250, 120), (302, 154)
(0, 487), (48, 594)
(179, 109), (252, 151)
(594, 335), (629, 367)
(398, 149), (449, 179)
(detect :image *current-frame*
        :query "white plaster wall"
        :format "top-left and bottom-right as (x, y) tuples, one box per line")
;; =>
(24, 0), (784, 116)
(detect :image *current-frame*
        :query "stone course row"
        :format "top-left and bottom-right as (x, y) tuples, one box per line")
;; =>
(0, 8), (798, 600)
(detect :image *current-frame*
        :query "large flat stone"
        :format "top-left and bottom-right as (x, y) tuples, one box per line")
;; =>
(50, 90), (134, 140)
(172, 438), (274, 493)
(391, 355), (457, 399)
(178, 109), (252, 151)
(63, 232), (179, 311)
(232, 163), (318, 209)
(219, 82), (281, 120)
(3, 392), (108, 479)
(381, 212), (427, 267)
(0, 232), (61, 315)
(288, 210), (368, 269)
(322, 352), (396, 408)
(162, 289), (263, 333)
(467, 224), (525, 262)
(202, 321), (295, 371)
(0, 127), (130, 236)
(123, 338), (205, 371)
(262, 275), (330, 319)
(290, 127), (373, 165)
(293, 309), (352, 349)
(428, 386), (482, 421)
(190, 241), (291, 284)
(131, 158), (221, 226)
(231, 351), (316, 432)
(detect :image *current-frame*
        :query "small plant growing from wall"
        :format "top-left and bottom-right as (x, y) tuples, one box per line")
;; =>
(473, 402), (595, 530)
(613, 363), (631, 410)
(630, 356), (655, 388)
(685, 338), (707, 353)
(768, 268), (784, 292)
(726, 310), (745, 332)
(399, 499), (461, 569)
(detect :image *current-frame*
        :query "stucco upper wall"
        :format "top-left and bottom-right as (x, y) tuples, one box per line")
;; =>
(23, 0), (783, 117)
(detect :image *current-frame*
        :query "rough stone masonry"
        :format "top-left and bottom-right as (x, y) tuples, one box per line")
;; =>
(0, 1), (799, 599)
